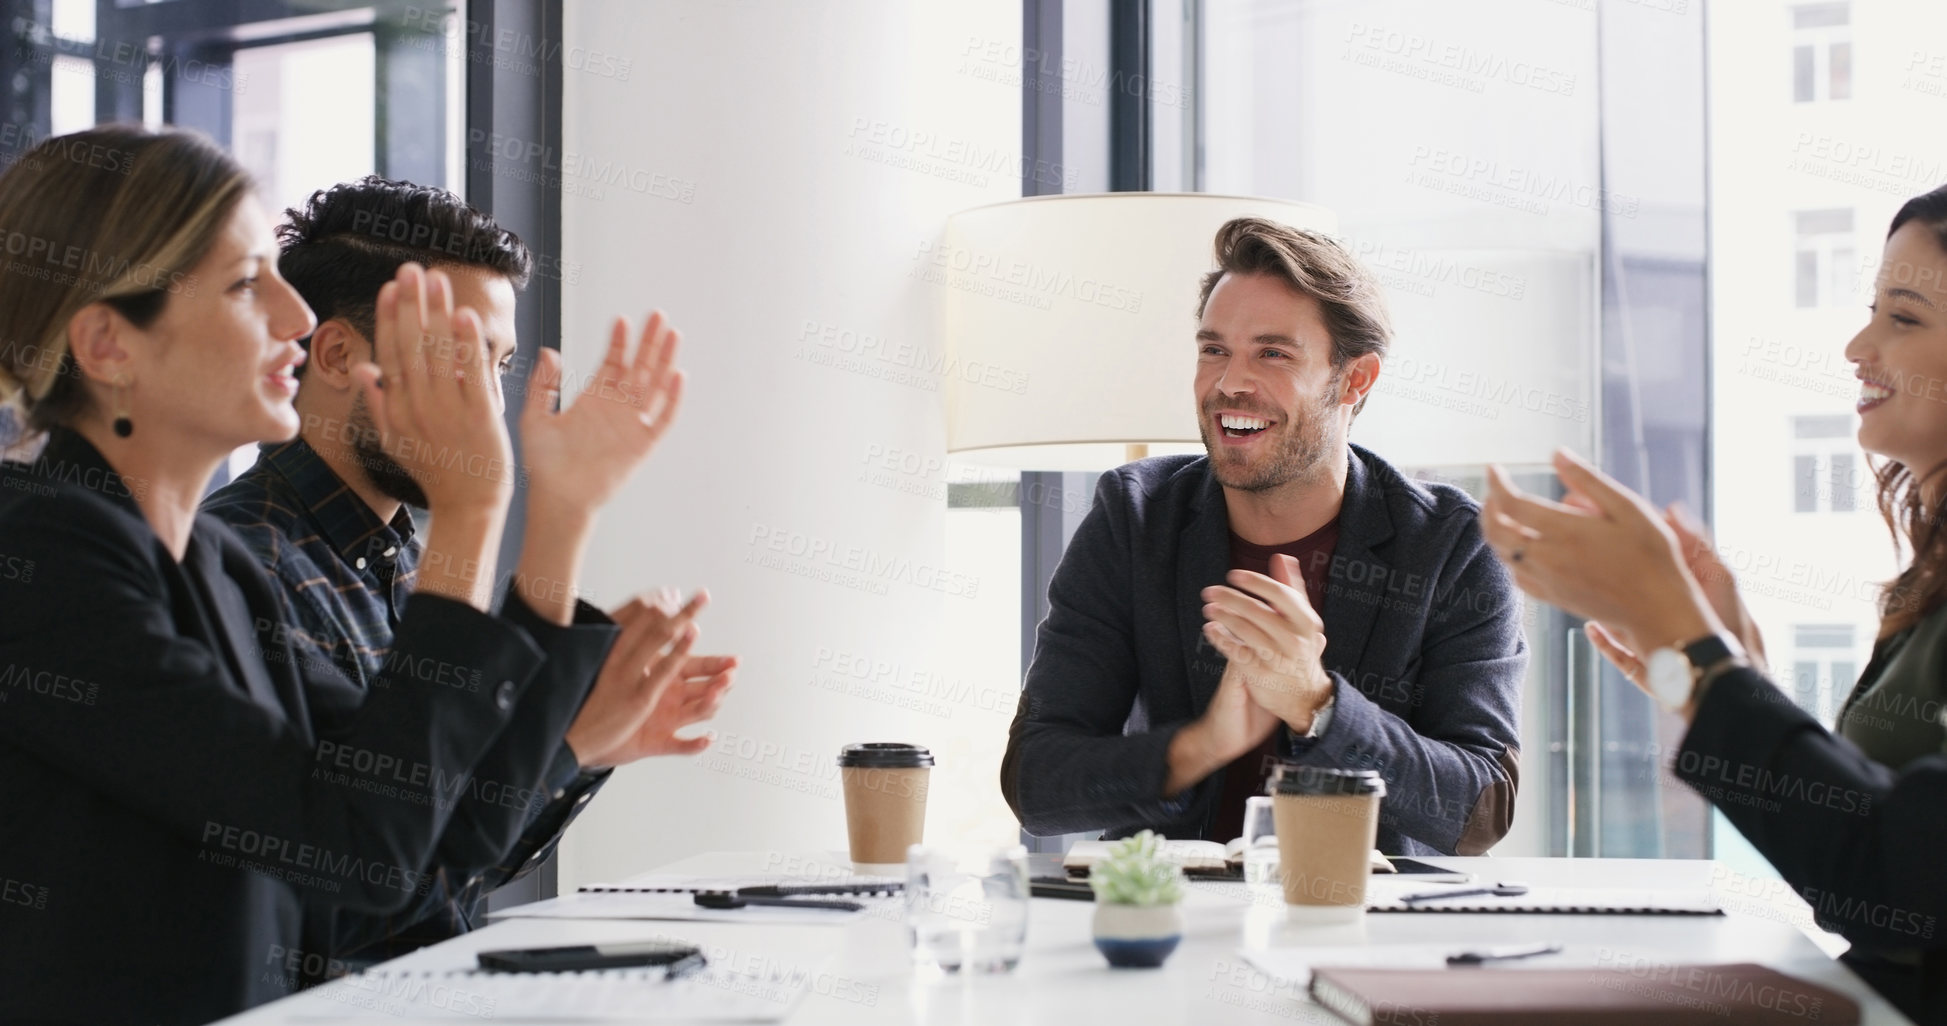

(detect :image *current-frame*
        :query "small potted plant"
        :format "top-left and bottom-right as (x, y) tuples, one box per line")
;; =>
(1088, 831), (1186, 968)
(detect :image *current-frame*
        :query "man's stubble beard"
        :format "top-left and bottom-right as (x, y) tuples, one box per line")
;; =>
(1199, 372), (1345, 493)
(347, 389), (430, 510)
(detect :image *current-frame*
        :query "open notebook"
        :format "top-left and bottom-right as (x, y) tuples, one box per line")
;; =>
(1062, 839), (1395, 877)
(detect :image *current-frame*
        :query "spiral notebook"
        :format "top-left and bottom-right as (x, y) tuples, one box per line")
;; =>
(574, 873), (904, 896)
(289, 962), (814, 1022)
(490, 890), (873, 925)
(487, 874), (905, 924)
(1364, 883), (1722, 916)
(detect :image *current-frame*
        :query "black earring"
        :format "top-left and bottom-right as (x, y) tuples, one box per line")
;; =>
(112, 377), (133, 438)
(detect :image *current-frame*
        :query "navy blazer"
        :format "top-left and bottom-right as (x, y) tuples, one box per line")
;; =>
(0, 431), (605, 1026)
(1001, 446), (1526, 855)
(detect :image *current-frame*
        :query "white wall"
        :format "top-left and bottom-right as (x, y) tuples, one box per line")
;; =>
(556, 0), (1022, 888)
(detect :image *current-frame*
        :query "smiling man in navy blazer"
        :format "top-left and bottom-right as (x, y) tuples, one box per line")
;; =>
(1001, 218), (1526, 856)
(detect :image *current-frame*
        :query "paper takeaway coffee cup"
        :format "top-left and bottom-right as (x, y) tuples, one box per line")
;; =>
(1270, 764), (1386, 923)
(837, 743), (934, 868)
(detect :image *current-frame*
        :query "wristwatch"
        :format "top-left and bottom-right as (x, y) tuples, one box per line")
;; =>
(1645, 634), (1744, 711)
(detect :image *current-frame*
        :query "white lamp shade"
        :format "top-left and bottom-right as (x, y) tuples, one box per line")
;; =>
(941, 193), (1337, 469)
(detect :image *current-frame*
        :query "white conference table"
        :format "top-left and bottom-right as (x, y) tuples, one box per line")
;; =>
(219, 851), (1917, 1025)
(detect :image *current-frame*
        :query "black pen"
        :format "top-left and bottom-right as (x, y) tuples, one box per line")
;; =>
(1446, 941), (1563, 966)
(693, 892), (863, 912)
(737, 881), (902, 898)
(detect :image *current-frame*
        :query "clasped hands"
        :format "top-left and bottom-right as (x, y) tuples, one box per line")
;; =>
(1167, 554), (1333, 795)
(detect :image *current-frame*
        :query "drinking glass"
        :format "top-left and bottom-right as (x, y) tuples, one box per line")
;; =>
(904, 844), (1029, 973)
(1242, 795), (1281, 884)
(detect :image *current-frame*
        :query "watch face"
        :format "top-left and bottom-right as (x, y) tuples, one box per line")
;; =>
(1646, 648), (1693, 709)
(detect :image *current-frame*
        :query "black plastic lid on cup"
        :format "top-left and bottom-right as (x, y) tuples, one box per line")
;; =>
(1269, 764), (1385, 797)
(836, 742), (935, 768)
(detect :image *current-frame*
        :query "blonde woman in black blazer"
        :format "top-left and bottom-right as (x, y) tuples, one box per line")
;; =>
(0, 126), (672, 1025)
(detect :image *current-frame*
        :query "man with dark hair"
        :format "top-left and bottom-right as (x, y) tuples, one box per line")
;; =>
(1000, 217), (1526, 855)
(205, 176), (734, 971)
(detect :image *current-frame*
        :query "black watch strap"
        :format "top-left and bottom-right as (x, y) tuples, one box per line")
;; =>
(1681, 634), (1736, 672)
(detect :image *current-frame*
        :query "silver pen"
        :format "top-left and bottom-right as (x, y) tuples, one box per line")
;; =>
(1445, 941), (1564, 966)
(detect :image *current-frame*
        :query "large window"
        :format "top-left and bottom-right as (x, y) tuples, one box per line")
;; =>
(16, 1), (457, 185)
(998, 0), (1708, 862)
(988, 0), (1932, 884)
(941, 476), (1034, 848)
(1195, 0), (1679, 863)
(1711, 0), (1937, 921)
(231, 35), (380, 219)
(0, 1), (467, 481)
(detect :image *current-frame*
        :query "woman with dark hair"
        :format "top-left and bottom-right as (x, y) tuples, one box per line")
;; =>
(1481, 185), (1947, 1022)
(0, 126), (673, 1025)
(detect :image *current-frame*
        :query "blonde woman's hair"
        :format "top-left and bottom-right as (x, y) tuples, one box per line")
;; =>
(0, 124), (252, 434)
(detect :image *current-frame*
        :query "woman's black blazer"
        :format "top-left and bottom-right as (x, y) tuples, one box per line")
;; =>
(0, 430), (578, 1026)
(1678, 666), (1946, 1022)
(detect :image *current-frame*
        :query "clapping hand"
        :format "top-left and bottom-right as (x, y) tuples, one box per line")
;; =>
(1483, 451), (1727, 713)
(602, 649), (735, 763)
(1582, 504), (1768, 688)
(1166, 554), (1330, 795)
(353, 264), (515, 514)
(519, 312), (684, 523)
(353, 264), (515, 608)
(506, 312), (685, 625)
(564, 589), (708, 769)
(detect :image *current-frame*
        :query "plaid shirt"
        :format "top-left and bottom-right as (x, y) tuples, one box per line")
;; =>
(205, 439), (608, 966)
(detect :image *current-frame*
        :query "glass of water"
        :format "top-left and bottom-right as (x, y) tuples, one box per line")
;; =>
(904, 844), (1029, 973)
(1242, 795), (1281, 885)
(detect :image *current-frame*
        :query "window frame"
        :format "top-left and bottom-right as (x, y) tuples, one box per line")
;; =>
(1789, 3), (1851, 103)
(1792, 208), (1857, 309)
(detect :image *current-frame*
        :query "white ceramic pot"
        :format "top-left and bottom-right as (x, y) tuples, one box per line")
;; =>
(1091, 901), (1184, 968)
